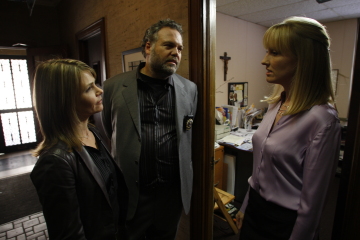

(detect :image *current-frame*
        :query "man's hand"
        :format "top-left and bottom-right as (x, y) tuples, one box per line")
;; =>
(236, 211), (244, 229)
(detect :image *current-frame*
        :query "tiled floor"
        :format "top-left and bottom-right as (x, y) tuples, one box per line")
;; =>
(0, 151), (48, 240)
(0, 212), (48, 240)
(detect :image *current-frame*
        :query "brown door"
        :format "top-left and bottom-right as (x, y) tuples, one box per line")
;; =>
(76, 18), (108, 142)
(76, 18), (107, 87)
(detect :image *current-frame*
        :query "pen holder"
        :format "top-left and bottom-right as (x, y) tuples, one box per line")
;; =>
(244, 118), (253, 132)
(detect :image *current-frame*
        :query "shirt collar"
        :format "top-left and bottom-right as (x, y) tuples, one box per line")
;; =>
(136, 62), (174, 87)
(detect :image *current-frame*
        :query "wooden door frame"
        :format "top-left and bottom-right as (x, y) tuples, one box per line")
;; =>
(76, 18), (107, 85)
(332, 18), (360, 240)
(188, 0), (216, 239)
(189, 3), (360, 239)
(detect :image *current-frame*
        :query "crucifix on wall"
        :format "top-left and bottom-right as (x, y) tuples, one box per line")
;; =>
(220, 52), (231, 81)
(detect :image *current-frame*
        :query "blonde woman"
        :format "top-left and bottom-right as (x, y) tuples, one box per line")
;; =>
(236, 17), (341, 240)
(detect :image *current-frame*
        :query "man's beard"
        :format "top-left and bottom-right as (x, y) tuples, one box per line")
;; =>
(149, 49), (180, 78)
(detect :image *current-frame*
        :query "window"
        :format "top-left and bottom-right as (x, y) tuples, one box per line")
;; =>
(0, 56), (37, 153)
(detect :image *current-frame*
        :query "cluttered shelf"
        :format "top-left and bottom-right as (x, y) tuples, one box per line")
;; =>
(214, 104), (260, 202)
(215, 105), (260, 151)
(215, 104), (264, 148)
(217, 128), (255, 152)
(216, 104), (264, 132)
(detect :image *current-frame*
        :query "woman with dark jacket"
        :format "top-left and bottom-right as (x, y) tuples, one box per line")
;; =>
(31, 59), (128, 239)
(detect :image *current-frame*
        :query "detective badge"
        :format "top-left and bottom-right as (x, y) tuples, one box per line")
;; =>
(184, 115), (194, 131)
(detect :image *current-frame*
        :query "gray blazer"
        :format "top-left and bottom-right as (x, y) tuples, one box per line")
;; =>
(102, 69), (198, 220)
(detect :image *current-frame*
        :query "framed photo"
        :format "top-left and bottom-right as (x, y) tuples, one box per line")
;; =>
(122, 47), (145, 72)
(228, 82), (248, 107)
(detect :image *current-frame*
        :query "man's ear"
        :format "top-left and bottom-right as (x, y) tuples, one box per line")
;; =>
(145, 41), (151, 56)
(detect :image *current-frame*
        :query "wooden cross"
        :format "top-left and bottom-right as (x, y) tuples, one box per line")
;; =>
(220, 52), (231, 81)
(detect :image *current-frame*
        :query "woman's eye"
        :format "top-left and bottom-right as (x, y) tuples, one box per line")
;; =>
(85, 83), (96, 92)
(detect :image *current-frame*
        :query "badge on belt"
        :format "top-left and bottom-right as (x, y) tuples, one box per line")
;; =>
(184, 115), (194, 131)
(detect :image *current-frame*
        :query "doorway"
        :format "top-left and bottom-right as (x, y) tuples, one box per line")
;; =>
(76, 18), (108, 139)
(209, 3), (360, 240)
(76, 18), (107, 87)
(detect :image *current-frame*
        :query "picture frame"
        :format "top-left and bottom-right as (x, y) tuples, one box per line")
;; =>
(228, 82), (248, 107)
(121, 47), (145, 72)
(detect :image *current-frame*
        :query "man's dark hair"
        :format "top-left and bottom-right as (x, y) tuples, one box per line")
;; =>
(141, 19), (183, 58)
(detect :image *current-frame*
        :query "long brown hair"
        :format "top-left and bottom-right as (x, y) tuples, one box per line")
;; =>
(32, 59), (96, 156)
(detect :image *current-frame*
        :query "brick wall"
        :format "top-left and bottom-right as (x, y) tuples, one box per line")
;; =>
(57, 0), (189, 78)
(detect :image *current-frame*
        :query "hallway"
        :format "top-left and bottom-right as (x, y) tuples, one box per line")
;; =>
(0, 151), (48, 240)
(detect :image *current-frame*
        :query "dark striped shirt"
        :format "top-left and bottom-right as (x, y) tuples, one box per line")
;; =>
(137, 68), (179, 189)
(84, 137), (119, 225)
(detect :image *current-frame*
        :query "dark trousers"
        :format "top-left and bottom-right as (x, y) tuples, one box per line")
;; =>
(127, 182), (183, 240)
(239, 188), (297, 240)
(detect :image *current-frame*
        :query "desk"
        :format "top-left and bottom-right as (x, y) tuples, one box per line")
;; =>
(219, 142), (253, 204)
(214, 146), (224, 190)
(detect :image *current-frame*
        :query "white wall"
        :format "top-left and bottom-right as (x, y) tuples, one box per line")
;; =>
(215, 12), (268, 110)
(325, 19), (357, 119)
(216, 14), (357, 119)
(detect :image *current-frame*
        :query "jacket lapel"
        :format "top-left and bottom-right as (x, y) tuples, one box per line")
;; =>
(75, 147), (112, 207)
(90, 127), (122, 173)
(173, 75), (191, 144)
(122, 75), (141, 138)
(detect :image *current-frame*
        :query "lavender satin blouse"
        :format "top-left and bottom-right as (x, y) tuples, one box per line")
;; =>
(240, 101), (341, 240)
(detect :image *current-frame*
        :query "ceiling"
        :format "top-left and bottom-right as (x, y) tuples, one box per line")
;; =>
(216, 0), (360, 27)
(14, 0), (360, 27)
(36, 0), (61, 6)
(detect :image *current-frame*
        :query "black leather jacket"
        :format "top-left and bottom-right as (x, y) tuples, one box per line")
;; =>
(31, 127), (128, 240)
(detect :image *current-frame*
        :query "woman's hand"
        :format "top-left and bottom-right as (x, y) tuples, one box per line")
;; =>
(236, 211), (244, 229)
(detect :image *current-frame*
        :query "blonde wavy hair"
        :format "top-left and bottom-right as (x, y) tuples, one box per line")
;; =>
(263, 16), (335, 115)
